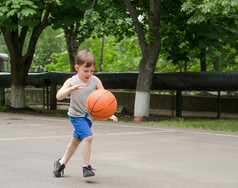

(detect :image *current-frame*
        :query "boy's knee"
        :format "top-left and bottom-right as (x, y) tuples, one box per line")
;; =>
(84, 136), (93, 143)
(68, 137), (80, 147)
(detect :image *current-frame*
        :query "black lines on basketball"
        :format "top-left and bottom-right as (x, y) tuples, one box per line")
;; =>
(90, 90), (108, 113)
(86, 89), (117, 120)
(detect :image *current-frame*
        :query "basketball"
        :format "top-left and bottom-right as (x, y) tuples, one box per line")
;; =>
(86, 89), (117, 120)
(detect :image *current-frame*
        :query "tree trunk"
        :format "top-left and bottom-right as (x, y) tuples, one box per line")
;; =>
(10, 51), (26, 108)
(99, 33), (105, 72)
(11, 85), (25, 108)
(212, 56), (219, 71)
(2, 28), (36, 108)
(9, 51), (35, 108)
(124, 0), (161, 118)
(65, 33), (80, 72)
(178, 63), (182, 72)
(184, 61), (188, 72)
(134, 50), (158, 116)
(200, 49), (207, 72)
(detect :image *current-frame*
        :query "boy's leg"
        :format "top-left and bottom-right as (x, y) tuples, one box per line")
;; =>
(82, 135), (95, 177)
(53, 136), (80, 177)
(82, 136), (93, 165)
(60, 136), (81, 165)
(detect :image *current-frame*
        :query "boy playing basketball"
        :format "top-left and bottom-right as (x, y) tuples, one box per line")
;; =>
(53, 49), (118, 178)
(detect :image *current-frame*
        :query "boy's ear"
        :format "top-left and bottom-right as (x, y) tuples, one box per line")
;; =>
(74, 65), (79, 71)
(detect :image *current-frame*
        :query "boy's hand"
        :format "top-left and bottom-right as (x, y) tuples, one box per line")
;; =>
(109, 115), (118, 122)
(70, 84), (83, 91)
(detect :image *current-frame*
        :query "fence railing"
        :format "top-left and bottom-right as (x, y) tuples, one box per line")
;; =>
(1, 71), (238, 117)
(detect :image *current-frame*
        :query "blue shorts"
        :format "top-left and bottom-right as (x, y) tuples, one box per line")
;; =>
(69, 115), (92, 142)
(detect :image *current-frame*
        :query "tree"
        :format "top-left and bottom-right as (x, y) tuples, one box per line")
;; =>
(159, 0), (238, 73)
(0, 0), (54, 108)
(123, 0), (161, 118)
(0, 0), (87, 108)
(53, 0), (133, 72)
(160, 0), (191, 72)
(181, 0), (238, 71)
(51, 0), (90, 72)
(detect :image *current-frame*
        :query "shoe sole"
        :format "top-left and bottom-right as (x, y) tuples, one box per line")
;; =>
(83, 171), (95, 177)
(53, 171), (61, 177)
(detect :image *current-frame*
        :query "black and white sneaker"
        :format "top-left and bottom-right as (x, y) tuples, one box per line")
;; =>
(83, 165), (95, 177)
(53, 159), (65, 177)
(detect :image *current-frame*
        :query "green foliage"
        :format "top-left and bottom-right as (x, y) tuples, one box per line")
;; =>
(0, 0), (42, 29)
(160, 0), (238, 72)
(30, 27), (65, 72)
(181, 0), (238, 24)
(1, 0), (237, 75)
(0, 35), (8, 54)
(43, 35), (142, 72)
(52, 0), (87, 31)
(160, 0), (194, 69)
(52, 0), (133, 46)
(78, 36), (142, 72)
(87, 0), (134, 39)
(45, 51), (70, 72)
(41, 31), (236, 73)
(79, 9), (101, 39)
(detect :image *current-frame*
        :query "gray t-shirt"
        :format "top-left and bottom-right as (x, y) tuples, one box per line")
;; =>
(67, 74), (96, 122)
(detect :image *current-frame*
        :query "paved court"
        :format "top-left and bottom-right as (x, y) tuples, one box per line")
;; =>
(0, 112), (238, 188)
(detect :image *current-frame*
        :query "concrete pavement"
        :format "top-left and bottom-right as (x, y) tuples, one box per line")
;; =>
(0, 112), (238, 188)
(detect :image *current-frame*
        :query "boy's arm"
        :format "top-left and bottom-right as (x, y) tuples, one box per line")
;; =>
(56, 78), (83, 100)
(95, 77), (104, 90)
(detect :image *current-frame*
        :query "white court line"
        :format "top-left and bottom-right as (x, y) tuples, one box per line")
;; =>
(94, 130), (175, 136)
(1, 128), (238, 141)
(3, 113), (170, 130)
(2, 113), (238, 138)
(172, 129), (238, 138)
(0, 130), (174, 141)
(0, 135), (71, 141)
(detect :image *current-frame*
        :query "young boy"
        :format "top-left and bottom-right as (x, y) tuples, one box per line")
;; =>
(53, 49), (118, 178)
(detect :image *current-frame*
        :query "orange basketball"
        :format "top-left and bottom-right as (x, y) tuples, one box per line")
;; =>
(86, 89), (117, 120)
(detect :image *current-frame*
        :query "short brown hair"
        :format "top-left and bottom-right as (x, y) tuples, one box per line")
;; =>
(75, 49), (95, 67)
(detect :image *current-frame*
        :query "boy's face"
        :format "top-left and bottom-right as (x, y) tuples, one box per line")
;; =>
(75, 64), (95, 82)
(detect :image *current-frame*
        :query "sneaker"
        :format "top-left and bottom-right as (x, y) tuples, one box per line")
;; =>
(83, 165), (95, 177)
(53, 159), (65, 177)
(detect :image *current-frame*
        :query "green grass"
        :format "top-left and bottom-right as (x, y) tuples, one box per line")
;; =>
(137, 118), (238, 132)
(1, 106), (238, 132)
(116, 113), (238, 132)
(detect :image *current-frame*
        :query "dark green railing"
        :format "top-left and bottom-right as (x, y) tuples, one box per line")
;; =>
(1, 71), (238, 117)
